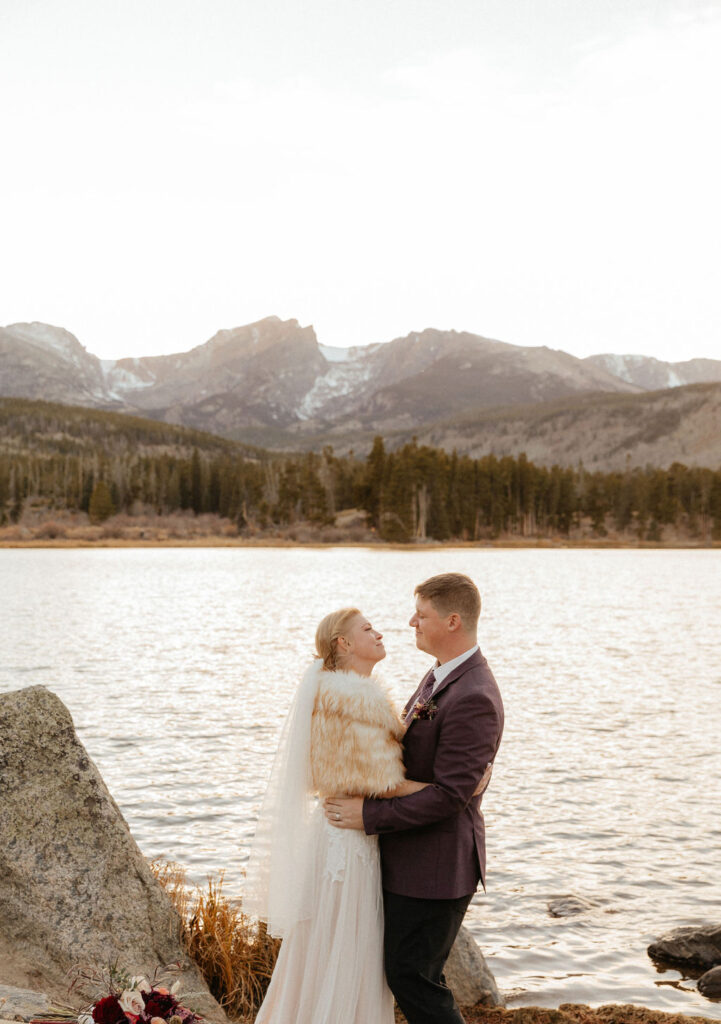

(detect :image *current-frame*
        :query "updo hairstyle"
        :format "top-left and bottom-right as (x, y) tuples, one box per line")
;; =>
(315, 607), (361, 671)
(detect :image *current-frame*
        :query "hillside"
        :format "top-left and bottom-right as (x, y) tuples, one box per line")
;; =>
(3, 384), (720, 475)
(0, 397), (259, 459)
(408, 382), (721, 471)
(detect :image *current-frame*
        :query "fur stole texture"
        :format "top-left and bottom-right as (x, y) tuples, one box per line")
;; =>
(310, 664), (406, 798)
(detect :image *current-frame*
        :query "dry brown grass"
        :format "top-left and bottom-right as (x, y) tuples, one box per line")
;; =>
(150, 860), (280, 1022)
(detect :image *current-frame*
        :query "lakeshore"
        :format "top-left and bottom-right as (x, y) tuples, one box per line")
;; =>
(8, 684), (718, 1024)
(1, 998), (719, 1024)
(3, 547), (720, 1016)
(2, 484), (720, 551)
(399, 1006), (720, 1024)
(398, 1006), (721, 1024)
(3, 538), (719, 549)
(1, 514), (718, 549)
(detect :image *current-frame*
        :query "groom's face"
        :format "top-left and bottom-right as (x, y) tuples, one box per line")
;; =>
(409, 596), (447, 658)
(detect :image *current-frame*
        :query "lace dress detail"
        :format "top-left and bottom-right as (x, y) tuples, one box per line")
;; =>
(255, 804), (394, 1024)
(323, 811), (377, 882)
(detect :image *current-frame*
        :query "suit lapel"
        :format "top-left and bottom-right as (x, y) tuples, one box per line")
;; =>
(404, 650), (484, 729)
(429, 648), (485, 702)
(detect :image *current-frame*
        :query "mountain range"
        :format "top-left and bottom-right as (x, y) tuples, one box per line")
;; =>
(1, 317), (720, 468)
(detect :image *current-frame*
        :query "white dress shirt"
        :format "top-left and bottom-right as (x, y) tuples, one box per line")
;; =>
(431, 644), (479, 694)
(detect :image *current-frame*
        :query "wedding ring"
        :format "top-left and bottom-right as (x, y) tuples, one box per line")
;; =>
(335, 813), (341, 820)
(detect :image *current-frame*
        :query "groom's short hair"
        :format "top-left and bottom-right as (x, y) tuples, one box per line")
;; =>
(415, 572), (481, 632)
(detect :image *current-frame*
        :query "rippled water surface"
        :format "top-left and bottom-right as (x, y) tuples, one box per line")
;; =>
(2, 548), (720, 1016)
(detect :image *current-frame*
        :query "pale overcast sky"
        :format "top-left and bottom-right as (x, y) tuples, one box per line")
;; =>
(1, 0), (720, 362)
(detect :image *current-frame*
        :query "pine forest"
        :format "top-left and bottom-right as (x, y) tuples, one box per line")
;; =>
(1, 398), (720, 544)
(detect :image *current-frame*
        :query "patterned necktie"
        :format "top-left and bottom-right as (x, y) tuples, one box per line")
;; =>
(405, 670), (436, 721)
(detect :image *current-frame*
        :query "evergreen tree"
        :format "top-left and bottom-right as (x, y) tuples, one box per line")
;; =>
(88, 479), (115, 523)
(365, 437), (386, 530)
(190, 448), (203, 514)
(10, 479), (24, 524)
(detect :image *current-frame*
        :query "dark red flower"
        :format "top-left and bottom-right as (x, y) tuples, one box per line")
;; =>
(141, 991), (178, 1019)
(92, 997), (127, 1024)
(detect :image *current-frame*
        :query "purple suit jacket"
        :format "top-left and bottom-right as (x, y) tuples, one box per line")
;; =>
(362, 648), (504, 899)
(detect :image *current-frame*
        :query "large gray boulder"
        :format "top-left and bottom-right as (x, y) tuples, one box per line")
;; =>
(0, 686), (226, 1022)
(647, 924), (721, 969)
(445, 924), (504, 1007)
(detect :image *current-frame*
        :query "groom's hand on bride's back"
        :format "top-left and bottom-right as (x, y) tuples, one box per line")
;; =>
(474, 761), (493, 797)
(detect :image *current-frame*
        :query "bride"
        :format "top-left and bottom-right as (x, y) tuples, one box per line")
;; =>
(243, 607), (428, 1024)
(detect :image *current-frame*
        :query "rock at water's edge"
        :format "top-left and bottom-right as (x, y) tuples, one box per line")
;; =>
(648, 925), (721, 970)
(446, 924), (505, 1007)
(0, 685), (226, 1023)
(547, 896), (598, 918)
(698, 964), (721, 998)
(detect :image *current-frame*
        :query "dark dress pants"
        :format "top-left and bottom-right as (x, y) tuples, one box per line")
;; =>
(383, 889), (474, 1024)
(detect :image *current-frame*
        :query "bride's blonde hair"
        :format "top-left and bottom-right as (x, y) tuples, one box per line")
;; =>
(315, 607), (361, 671)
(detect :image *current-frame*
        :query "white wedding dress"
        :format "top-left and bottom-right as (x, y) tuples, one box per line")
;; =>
(254, 803), (394, 1024)
(243, 661), (400, 1024)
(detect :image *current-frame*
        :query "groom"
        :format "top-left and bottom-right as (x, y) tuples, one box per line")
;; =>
(324, 572), (504, 1024)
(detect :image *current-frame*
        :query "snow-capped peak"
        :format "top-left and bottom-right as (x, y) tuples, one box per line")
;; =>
(319, 344), (352, 363)
(297, 343), (379, 418)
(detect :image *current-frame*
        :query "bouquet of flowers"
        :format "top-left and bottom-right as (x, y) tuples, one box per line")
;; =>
(81, 975), (202, 1024)
(27, 964), (207, 1024)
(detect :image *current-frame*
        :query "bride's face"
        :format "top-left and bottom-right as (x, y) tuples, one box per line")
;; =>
(342, 614), (386, 672)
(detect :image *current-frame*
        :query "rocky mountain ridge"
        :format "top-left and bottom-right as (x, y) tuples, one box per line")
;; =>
(2, 317), (720, 454)
(584, 352), (721, 390)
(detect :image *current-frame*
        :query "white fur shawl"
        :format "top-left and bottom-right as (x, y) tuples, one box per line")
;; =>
(310, 664), (406, 798)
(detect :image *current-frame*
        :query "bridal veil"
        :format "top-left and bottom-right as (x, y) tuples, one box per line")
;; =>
(243, 659), (322, 938)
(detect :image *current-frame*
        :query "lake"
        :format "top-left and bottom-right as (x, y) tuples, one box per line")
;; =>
(1, 547), (720, 1017)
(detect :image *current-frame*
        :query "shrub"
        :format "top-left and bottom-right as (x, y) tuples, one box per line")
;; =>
(35, 520), (67, 539)
(151, 860), (280, 1021)
(101, 523), (124, 539)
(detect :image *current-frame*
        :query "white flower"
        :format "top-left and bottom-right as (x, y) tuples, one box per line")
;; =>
(119, 990), (145, 1016)
(78, 1014), (94, 1024)
(169, 982), (181, 996)
(130, 977), (152, 994)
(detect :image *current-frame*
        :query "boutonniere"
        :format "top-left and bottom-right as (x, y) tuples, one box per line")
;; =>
(409, 698), (439, 721)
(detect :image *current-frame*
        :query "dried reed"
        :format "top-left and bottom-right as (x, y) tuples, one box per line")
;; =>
(150, 860), (280, 1022)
